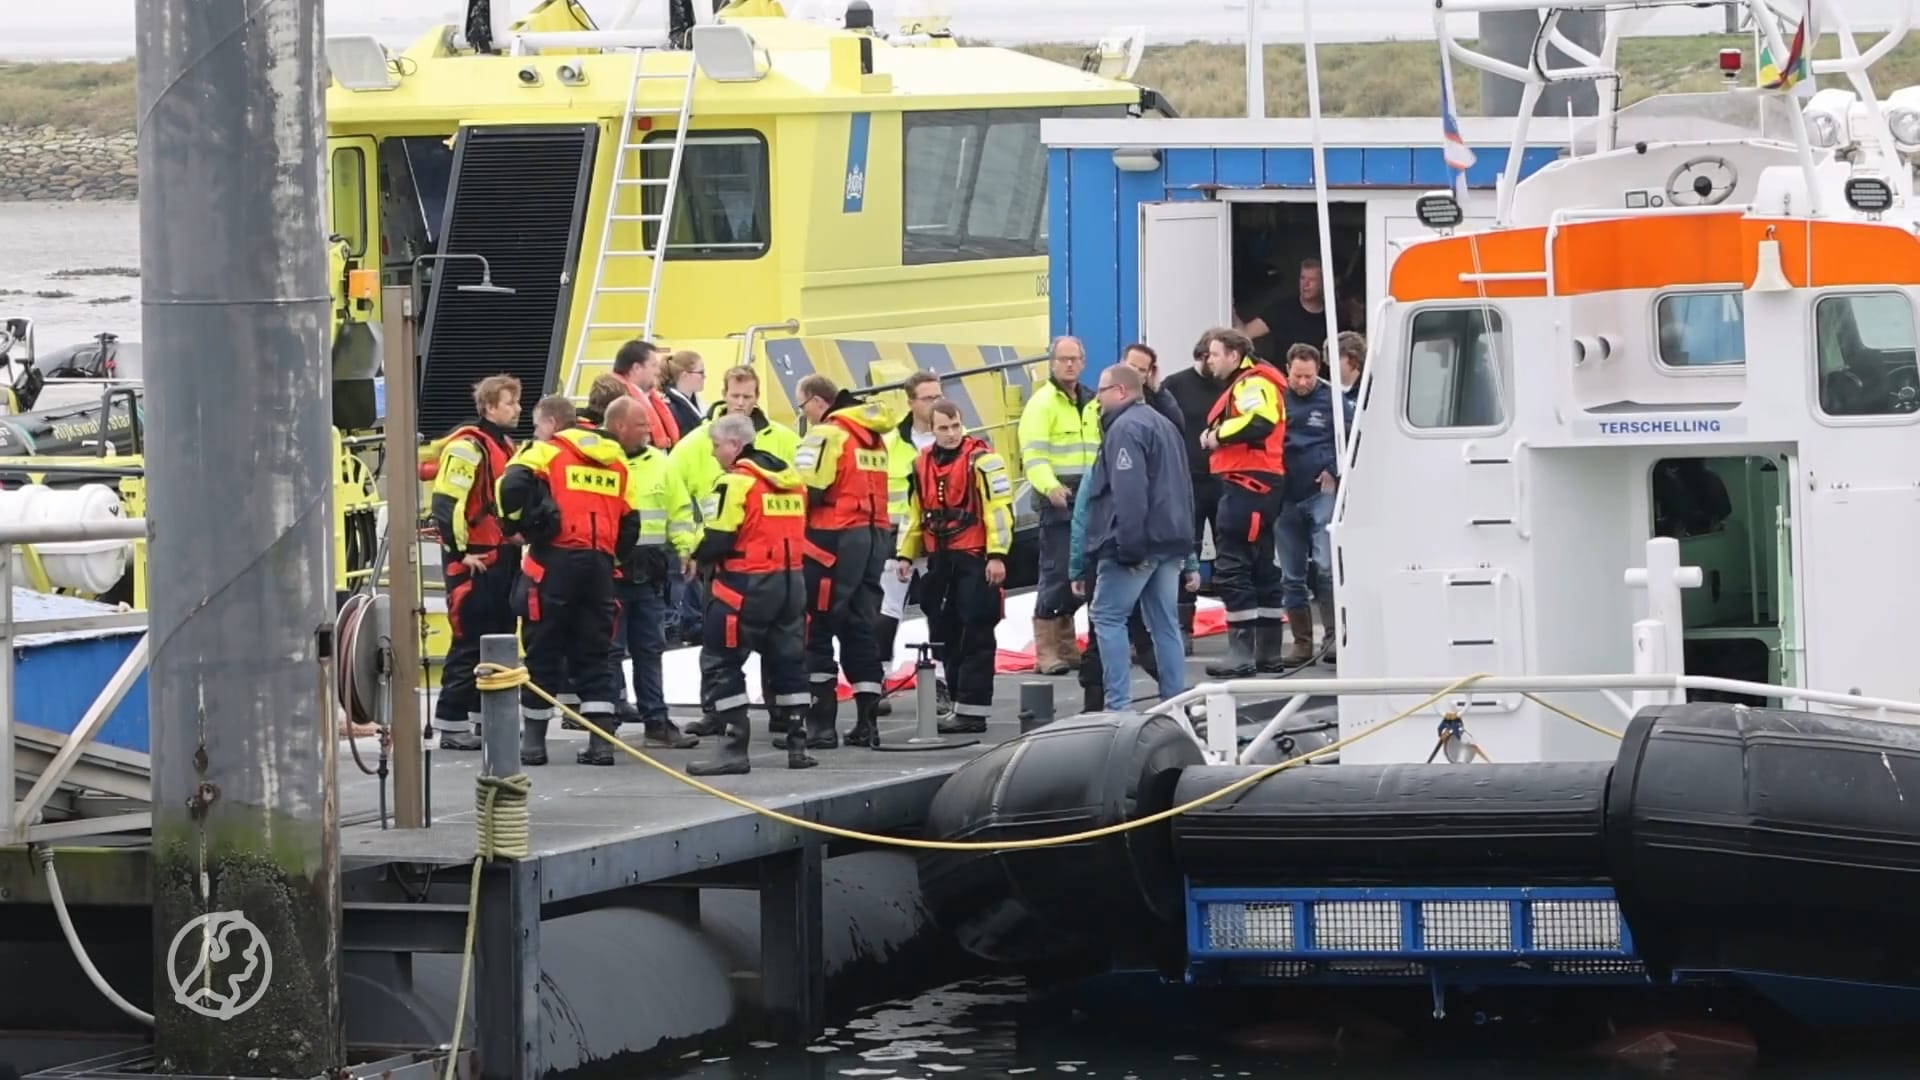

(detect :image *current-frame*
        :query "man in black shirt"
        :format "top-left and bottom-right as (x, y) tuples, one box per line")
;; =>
(1241, 257), (1337, 362)
(1159, 335), (1232, 654)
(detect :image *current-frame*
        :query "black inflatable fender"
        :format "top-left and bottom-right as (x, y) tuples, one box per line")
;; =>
(915, 712), (1205, 970)
(1606, 701), (1920, 986)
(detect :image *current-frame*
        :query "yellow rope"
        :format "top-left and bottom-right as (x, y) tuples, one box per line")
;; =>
(443, 771), (531, 1080)
(1522, 692), (1625, 741)
(475, 662), (1497, 852)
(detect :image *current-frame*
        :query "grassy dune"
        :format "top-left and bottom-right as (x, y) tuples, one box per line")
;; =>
(0, 60), (136, 131)
(4, 34), (1918, 132)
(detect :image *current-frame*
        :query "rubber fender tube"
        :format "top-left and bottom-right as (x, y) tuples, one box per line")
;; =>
(1171, 760), (1615, 885)
(915, 711), (1205, 969)
(1606, 701), (1920, 985)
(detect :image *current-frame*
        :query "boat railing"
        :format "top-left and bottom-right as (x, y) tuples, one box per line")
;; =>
(0, 516), (152, 848)
(1432, 0), (1910, 224)
(1152, 535), (1920, 765)
(1151, 671), (1920, 767)
(731, 318), (800, 370)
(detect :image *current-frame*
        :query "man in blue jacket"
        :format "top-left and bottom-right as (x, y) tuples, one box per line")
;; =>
(1277, 343), (1357, 668)
(1079, 364), (1195, 712)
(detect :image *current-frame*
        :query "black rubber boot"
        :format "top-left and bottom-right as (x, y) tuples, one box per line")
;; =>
(437, 723), (483, 751)
(683, 711), (725, 737)
(686, 709), (751, 776)
(576, 733), (616, 767)
(1206, 625), (1259, 678)
(1082, 674), (1104, 714)
(519, 716), (549, 767)
(775, 692), (840, 751)
(1178, 601), (1196, 657)
(612, 697), (642, 732)
(938, 707), (988, 735)
(784, 708), (819, 770)
(644, 718), (700, 749)
(1255, 619), (1289, 675)
(844, 693), (881, 748)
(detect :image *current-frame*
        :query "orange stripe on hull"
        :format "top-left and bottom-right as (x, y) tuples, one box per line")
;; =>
(1388, 215), (1920, 303)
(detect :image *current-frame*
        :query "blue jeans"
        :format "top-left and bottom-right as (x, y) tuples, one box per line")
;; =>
(614, 579), (670, 723)
(665, 553), (703, 641)
(1090, 554), (1186, 711)
(1277, 489), (1334, 610)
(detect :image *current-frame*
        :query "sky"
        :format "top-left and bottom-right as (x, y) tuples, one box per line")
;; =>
(7, 0), (1909, 61)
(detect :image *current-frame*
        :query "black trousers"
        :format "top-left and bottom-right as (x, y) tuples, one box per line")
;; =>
(702, 568), (810, 720)
(1034, 490), (1081, 619)
(513, 547), (620, 724)
(803, 525), (888, 699)
(1191, 474), (1222, 562)
(435, 549), (519, 729)
(920, 550), (1003, 723)
(1212, 475), (1284, 625)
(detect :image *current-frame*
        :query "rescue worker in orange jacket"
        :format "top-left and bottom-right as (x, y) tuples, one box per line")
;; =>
(684, 413), (816, 775)
(791, 375), (897, 749)
(423, 374), (522, 751)
(496, 394), (641, 767)
(1197, 328), (1289, 678)
(896, 399), (1015, 734)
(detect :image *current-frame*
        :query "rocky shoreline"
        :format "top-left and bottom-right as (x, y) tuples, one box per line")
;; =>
(0, 125), (138, 202)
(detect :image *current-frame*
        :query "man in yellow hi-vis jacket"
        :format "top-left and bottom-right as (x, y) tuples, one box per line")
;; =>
(1017, 336), (1101, 675)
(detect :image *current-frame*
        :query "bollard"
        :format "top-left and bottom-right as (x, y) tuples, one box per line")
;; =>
(1019, 681), (1054, 733)
(480, 634), (522, 778)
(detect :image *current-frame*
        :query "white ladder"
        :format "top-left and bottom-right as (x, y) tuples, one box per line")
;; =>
(569, 49), (698, 389)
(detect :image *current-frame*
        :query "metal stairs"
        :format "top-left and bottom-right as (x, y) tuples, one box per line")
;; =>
(567, 48), (698, 395)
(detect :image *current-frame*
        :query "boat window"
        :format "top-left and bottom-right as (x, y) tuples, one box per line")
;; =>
(329, 146), (367, 258)
(1405, 307), (1507, 430)
(1814, 292), (1920, 418)
(642, 130), (771, 260)
(1656, 291), (1746, 367)
(903, 108), (1050, 264)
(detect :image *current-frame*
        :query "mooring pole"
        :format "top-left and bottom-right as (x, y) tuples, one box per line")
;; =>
(381, 284), (426, 829)
(139, 0), (343, 1073)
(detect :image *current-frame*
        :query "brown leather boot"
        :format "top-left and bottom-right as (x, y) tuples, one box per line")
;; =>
(1283, 607), (1316, 667)
(1032, 617), (1069, 675)
(1316, 598), (1337, 666)
(1055, 617), (1085, 669)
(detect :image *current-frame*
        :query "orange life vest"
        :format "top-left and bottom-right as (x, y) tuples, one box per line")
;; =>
(814, 416), (891, 531)
(913, 436), (993, 555)
(1206, 361), (1288, 478)
(540, 435), (630, 555)
(718, 460), (806, 574)
(441, 425), (513, 549)
(624, 382), (681, 449)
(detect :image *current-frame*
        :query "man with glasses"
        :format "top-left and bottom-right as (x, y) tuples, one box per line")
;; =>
(1079, 365), (1194, 712)
(1018, 336), (1101, 674)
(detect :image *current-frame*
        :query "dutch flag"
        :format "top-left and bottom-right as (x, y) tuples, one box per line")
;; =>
(1440, 47), (1476, 203)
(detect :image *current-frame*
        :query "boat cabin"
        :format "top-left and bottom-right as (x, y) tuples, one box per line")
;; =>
(1049, 1), (1920, 765)
(323, 0), (1146, 437)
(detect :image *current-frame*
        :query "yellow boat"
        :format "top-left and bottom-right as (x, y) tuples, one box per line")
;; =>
(0, 0), (1160, 676)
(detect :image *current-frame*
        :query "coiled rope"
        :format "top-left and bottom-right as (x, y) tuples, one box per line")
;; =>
(444, 769), (531, 1080)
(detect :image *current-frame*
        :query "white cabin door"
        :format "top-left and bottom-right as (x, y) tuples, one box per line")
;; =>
(1139, 202), (1231, 377)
